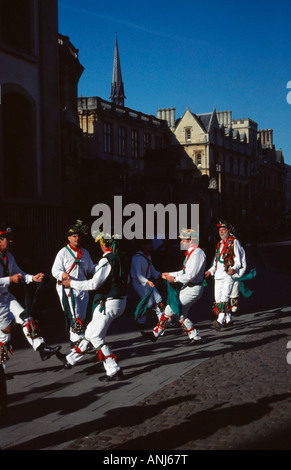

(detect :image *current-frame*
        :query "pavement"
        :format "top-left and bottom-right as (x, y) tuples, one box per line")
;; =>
(1, 241), (291, 452)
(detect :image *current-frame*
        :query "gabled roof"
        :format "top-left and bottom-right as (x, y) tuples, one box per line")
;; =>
(174, 106), (206, 134)
(196, 108), (220, 132)
(174, 106), (220, 135)
(196, 112), (212, 132)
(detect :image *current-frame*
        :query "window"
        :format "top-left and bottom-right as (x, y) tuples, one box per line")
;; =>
(197, 153), (202, 166)
(131, 129), (139, 158)
(103, 122), (113, 153)
(155, 135), (163, 149)
(230, 157), (234, 173)
(144, 133), (151, 153)
(245, 184), (249, 199)
(185, 127), (191, 142)
(244, 161), (248, 176)
(1, 91), (36, 197)
(0, 0), (34, 54)
(118, 126), (126, 156)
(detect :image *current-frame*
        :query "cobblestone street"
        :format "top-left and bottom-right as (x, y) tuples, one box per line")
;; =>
(1, 243), (291, 452)
(66, 308), (291, 450)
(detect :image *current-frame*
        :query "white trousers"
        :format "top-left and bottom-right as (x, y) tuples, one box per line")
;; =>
(56, 285), (89, 342)
(165, 284), (204, 317)
(230, 281), (240, 298)
(66, 297), (127, 377)
(214, 276), (235, 324)
(0, 292), (44, 350)
(157, 284), (204, 340)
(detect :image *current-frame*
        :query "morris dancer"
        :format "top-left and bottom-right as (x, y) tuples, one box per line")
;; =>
(131, 239), (165, 326)
(205, 221), (243, 330)
(52, 220), (96, 345)
(60, 232), (128, 382)
(141, 229), (206, 344)
(0, 224), (61, 364)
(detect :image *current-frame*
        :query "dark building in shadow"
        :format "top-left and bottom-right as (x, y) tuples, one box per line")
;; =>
(0, 1), (84, 271)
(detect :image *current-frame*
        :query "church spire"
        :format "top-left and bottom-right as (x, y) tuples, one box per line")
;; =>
(110, 33), (125, 106)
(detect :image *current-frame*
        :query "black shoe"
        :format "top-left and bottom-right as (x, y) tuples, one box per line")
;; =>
(38, 344), (61, 361)
(99, 370), (124, 382)
(212, 320), (222, 331)
(224, 321), (234, 328)
(189, 337), (204, 345)
(55, 350), (72, 369)
(136, 319), (147, 330)
(140, 331), (158, 343)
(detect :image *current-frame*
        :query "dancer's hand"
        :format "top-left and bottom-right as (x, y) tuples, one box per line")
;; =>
(147, 280), (155, 288)
(63, 278), (71, 288)
(33, 273), (44, 282)
(10, 273), (23, 284)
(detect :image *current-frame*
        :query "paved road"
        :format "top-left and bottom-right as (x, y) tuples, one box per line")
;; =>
(1, 242), (291, 451)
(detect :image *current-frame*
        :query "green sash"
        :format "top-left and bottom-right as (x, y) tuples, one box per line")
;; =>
(134, 280), (183, 320)
(65, 245), (86, 276)
(233, 268), (256, 298)
(61, 245), (86, 328)
(134, 287), (154, 320)
(61, 285), (76, 332)
(166, 281), (182, 316)
(19, 280), (44, 321)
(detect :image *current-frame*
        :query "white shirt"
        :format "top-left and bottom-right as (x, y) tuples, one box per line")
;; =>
(0, 251), (33, 293)
(208, 237), (242, 280)
(170, 247), (206, 285)
(130, 250), (160, 286)
(231, 244), (247, 279)
(51, 245), (96, 287)
(70, 252), (112, 292)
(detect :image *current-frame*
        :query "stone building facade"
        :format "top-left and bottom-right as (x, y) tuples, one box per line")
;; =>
(76, 29), (287, 243)
(0, 1), (84, 268)
(58, 33), (84, 204)
(159, 105), (286, 241)
(76, 35), (173, 220)
(78, 96), (171, 211)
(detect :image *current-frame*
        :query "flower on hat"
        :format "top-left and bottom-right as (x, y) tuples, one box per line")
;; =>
(178, 228), (199, 240)
(68, 220), (89, 236)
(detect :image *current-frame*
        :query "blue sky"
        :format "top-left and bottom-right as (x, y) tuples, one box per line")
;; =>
(58, 0), (291, 165)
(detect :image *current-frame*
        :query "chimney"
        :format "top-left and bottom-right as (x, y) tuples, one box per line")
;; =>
(157, 107), (175, 129)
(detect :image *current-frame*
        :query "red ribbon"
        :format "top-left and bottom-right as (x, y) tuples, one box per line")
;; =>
(183, 247), (196, 271)
(67, 244), (83, 275)
(97, 350), (118, 363)
(217, 236), (230, 258)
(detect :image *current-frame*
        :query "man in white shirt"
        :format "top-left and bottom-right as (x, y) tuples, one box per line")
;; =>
(205, 221), (243, 330)
(0, 225), (61, 363)
(60, 232), (128, 381)
(142, 229), (206, 344)
(130, 239), (164, 325)
(52, 220), (96, 345)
